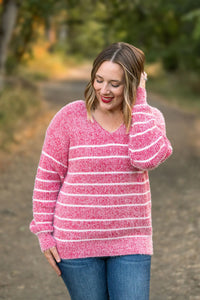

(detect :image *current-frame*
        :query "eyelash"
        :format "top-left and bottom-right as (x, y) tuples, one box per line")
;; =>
(96, 79), (120, 88)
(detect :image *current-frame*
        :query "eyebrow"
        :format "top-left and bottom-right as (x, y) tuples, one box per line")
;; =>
(95, 74), (122, 83)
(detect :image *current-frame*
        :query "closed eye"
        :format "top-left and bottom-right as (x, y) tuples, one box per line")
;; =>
(95, 75), (122, 87)
(96, 79), (103, 83)
(111, 83), (120, 88)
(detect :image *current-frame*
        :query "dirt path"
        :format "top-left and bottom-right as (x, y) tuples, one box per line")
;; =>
(0, 76), (200, 300)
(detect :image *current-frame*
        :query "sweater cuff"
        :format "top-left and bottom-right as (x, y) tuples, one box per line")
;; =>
(135, 87), (147, 105)
(37, 233), (56, 252)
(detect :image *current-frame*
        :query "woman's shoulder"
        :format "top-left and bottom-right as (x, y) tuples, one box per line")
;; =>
(53, 100), (86, 120)
(47, 100), (86, 131)
(60, 100), (86, 115)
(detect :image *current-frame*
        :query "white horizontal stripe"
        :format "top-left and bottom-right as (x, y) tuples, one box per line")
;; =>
(54, 225), (151, 232)
(34, 212), (54, 215)
(132, 119), (154, 126)
(55, 215), (150, 222)
(36, 178), (60, 183)
(70, 143), (127, 150)
(132, 112), (153, 117)
(130, 125), (157, 138)
(38, 166), (57, 174)
(57, 200), (151, 208)
(69, 155), (129, 162)
(134, 104), (146, 107)
(129, 136), (163, 153)
(68, 171), (143, 175)
(134, 143), (166, 163)
(60, 190), (150, 197)
(55, 235), (151, 243)
(34, 188), (60, 192)
(33, 199), (56, 203)
(64, 179), (149, 186)
(42, 151), (67, 168)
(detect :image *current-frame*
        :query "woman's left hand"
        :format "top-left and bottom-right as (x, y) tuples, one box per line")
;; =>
(44, 246), (61, 276)
(139, 72), (147, 89)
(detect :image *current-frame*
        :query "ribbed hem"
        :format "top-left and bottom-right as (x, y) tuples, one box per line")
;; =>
(55, 236), (153, 259)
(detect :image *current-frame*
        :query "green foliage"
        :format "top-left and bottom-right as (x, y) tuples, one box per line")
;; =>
(5, 0), (200, 74)
(182, 8), (200, 38)
(6, 0), (62, 71)
(61, 0), (200, 73)
(148, 70), (200, 112)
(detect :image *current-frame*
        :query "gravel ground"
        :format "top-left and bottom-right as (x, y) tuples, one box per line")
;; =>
(0, 78), (199, 300)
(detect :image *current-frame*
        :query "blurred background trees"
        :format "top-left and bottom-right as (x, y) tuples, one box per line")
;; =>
(1, 0), (199, 71)
(0, 0), (19, 88)
(0, 0), (200, 91)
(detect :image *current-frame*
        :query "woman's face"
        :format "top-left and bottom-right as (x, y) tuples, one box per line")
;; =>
(93, 61), (125, 113)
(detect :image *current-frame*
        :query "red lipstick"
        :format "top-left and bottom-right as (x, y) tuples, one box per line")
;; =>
(101, 96), (113, 103)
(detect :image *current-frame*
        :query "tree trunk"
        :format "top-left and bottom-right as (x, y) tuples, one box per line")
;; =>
(0, 0), (19, 90)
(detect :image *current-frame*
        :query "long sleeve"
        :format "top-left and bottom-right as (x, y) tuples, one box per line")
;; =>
(30, 108), (69, 251)
(128, 87), (172, 170)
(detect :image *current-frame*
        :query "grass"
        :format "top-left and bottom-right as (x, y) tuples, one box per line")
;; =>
(0, 83), (42, 150)
(146, 62), (200, 113)
(0, 43), (86, 152)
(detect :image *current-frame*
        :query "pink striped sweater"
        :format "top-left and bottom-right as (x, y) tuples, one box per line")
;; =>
(30, 87), (172, 259)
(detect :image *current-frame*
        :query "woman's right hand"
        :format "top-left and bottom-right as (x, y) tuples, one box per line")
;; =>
(44, 246), (61, 276)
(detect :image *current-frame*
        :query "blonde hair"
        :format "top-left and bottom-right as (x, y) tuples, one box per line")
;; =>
(84, 42), (145, 132)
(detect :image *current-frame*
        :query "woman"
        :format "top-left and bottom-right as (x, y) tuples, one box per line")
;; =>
(30, 42), (172, 300)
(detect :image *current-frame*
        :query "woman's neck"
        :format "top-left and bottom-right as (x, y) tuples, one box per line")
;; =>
(92, 107), (124, 132)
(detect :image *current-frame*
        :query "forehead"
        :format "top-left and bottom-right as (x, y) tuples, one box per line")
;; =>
(96, 61), (124, 80)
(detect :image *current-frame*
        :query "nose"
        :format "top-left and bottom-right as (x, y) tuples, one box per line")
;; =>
(100, 83), (110, 95)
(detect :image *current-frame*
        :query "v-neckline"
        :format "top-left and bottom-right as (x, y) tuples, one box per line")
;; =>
(92, 116), (125, 134)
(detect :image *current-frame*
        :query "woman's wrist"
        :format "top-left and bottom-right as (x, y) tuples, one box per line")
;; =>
(139, 72), (147, 89)
(135, 86), (147, 105)
(37, 232), (56, 252)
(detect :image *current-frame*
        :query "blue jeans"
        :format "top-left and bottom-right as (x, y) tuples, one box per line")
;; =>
(58, 255), (151, 300)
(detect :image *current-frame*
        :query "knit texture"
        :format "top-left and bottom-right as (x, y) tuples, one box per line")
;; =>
(30, 87), (172, 259)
